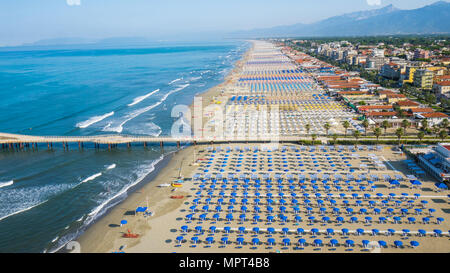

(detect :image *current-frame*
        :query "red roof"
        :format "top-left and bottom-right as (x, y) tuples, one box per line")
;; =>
(358, 105), (393, 111)
(422, 112), (449, 118)
(366, 111), (397, 117)
(396, 100), (420, 107)
(436, 81), (450, 86)
(387, 94), (406, 98)
(410, 108), (434, 113)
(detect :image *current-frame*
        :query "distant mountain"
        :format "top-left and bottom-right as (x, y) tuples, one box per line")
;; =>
(24, 37), (95, 46)
(230, 1), (450, 38)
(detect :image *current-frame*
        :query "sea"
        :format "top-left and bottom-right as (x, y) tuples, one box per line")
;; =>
(0, 40), (248, 253)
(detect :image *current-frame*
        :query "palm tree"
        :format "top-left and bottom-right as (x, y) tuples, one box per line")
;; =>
(373, 127), (382, 144)
(305, 123), (311, 135)
(332, 133), (338, 146)
(324, 122), (331, 135)
(432, 125), (441, 138)
(421, 119), (429, 131)
(362, 119), (369, 136)
(395, 128), (404, 145)
(381, 120), (390, 135)
(417, 131), (425, 144)
(441, 118), (449, 130)
(439, 130), (448, 141)
(342, 121), (350, 137)
(353, 130), (361, 148)
(311, 134), (317, 144)
(401, 119), (411, 133)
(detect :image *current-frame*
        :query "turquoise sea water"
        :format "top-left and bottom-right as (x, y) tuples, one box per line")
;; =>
(0, 40), (248, 252)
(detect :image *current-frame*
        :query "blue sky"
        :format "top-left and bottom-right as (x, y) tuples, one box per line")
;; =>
(0, 0), (443, 46)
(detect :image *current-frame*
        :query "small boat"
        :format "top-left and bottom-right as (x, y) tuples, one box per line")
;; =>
(158, 183), (170, 187)
(171, 183), (183, 188)
(170, 195), (184, 199)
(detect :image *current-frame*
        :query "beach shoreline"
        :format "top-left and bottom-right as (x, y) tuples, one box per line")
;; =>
(73, 42), (252, 253)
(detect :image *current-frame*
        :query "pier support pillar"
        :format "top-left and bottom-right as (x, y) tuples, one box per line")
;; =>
(177, 141), (180, 149)
(143, 142), (147, 148)
(127, 143), (131, 149)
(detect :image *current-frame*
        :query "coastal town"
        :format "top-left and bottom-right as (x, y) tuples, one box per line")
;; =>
(1, 1), (449, 260)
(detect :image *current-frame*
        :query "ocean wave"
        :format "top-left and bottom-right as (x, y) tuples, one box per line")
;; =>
(106, 164), (116, 170)
(0, 200), (48, 222)
(169, 78), (182, 85)
(0, 180), (13, 189)
(189, 76), (202, 81)
(87, 156), (163, 220)
(76, 112), (114, 129)
(127, 89), (160, 107)
(103, 84), (190, 133)
(50, 156), (166, 253)
(81, 173), (102, 184)
(0, 183), (73, 222)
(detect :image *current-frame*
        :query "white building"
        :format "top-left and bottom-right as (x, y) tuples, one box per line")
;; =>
(418, 143), (450, 182)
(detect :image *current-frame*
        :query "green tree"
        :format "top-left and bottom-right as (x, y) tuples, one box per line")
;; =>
(381, 120), (390, 135)
(353, 130), (361, 147)
(332, 133), (338, 146)
(401, 119), (411, 133)
(395, 128), (404, 145)
(342, 121), (350, 137)
(305, 123), (311, 135)
(440, 119), (449, 130)
(362, 119), (369, 136)
(373, 127), (382, 143)
(311, 133), (317, 144)
(432, 125), (441, 138)
(439, 130), (448, 141)
(421, 119), (429, 132)
(417, 131), (425, 143)
(324, 122), (331, 135)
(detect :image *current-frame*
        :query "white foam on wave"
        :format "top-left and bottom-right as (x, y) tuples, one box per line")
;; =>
(0, 200), (48, 222)
(103, 84), (190, 133)
(76, 112), (114, 129)
(106, 164), (116, 170)
(0, 180), (13, 189)
(190, 76), (202, 81)
(169, 78), (182, 85)
(127, 89), (160, 107)
(49, 153), (173, 253)
(0, 183), (73, 222)
(81, 173), (102, 184)
(85, 155), (164, 220)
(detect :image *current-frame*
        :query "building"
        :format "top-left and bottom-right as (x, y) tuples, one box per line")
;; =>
(366, 57), (387, 70)
(403, 66), (418, 85)
(372, 48), (385, 58)
(419, 112), (449, 126)
(418, 143), (450, 182)
(386, 93), (407, 104)
(380, 63), (401, 80)
(413, 69), (434, 90)
(414, 48), (430, 60)
(433, 81), (450, 97)
(396, 100), (420, 110)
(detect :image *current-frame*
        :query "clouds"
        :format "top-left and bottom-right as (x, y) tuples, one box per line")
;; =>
(66, 0), (81, 6)
(366, 0), (382, 6)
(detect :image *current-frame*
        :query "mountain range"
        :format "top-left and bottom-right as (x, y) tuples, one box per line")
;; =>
(230, 1), (450, 38)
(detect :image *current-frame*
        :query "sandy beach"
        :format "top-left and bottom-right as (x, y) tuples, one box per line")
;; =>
(75, 41), (450, 254)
